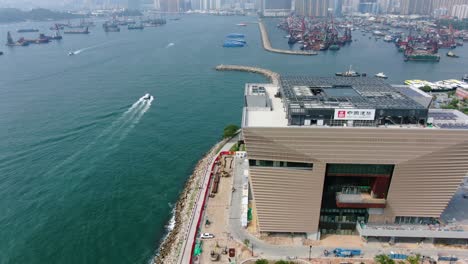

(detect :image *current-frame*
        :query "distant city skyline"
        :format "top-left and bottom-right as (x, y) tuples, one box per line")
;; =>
(2, 0), (468, 15)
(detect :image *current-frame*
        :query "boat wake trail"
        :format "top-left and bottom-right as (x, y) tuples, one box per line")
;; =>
(45, 94), (154, 175)
(71, 40), (120, 55)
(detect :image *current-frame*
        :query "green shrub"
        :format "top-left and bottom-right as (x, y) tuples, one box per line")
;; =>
(223, 124), (240, 139)
(255, 259), (268, 264)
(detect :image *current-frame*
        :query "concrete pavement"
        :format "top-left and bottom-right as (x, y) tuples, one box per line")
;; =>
(178, 138), (237, 264)
(228, 157), (468, 262)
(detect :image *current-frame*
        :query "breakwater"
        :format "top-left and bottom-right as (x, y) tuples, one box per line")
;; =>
(258, 20), (318, 56)
(154, 139), (228, 264)
(215, 64), (280, 85)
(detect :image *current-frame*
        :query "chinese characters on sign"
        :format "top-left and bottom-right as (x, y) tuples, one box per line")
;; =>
(334, 109), (376, 120)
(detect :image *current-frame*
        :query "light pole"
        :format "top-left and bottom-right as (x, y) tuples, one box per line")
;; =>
(309, 245), (312, 260)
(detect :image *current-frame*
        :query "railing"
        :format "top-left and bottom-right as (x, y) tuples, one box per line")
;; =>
(336, 192), (386, 205)
(188, 151), (234, 264)
(357, 222), (468, 239)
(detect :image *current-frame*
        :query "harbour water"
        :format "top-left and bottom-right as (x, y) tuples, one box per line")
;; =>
(0, 15), (467, 264)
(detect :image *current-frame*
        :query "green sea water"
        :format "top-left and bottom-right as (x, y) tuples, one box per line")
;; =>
(0, 15), (467, 264)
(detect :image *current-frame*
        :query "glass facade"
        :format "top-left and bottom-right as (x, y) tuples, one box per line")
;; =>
(320, 163), (395, 235)
(248, 159), (313, 169)
(327, 164), (394, 177)
(395, 216), (438, 225)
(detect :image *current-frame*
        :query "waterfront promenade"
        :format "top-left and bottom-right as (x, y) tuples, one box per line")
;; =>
(215, 64), (280, 85)
(154, 139), (232, 264)
(258, 20), (317, 56)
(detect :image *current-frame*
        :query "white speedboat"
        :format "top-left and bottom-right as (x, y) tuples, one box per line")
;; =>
(375, 72), (388, 79)
(143, 93), (152, 100)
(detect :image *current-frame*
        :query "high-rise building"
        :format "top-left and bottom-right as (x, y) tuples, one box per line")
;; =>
(240, 76), (468, 240)
(342, 0), (359, 14)
(400, 0), (433, 15)
(334, 0), (343, 16)
(261, 0), (292, 16)
(452, 4), (468, 18)
(359, 0), (378, 13)
(432, 0), (468, 15)
(128, 0), (141, 9)
(160, 0), (181, 11)
(294, 0), (334, 17)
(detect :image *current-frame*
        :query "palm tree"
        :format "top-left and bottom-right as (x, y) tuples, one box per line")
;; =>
(375, 254), (395, 264)
(407, 254), (421, 264)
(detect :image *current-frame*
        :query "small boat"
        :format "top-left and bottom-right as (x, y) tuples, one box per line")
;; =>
(383, 35), (393, 42)
(0, 51), (3, 55)
(375, 72), (388, 79)
(329, 44), (340, 50)
(447, 51), (459, 58)
(236, 23), (247, 26)
(68, 51), (76, 56)
(336, 65), (361, 77)
(223, 41), (245, 47)
(229, 38), (246, 44)
(463, 74), (468, 82)
(226, 33), (244, 38)
(143, 93), (152, 100)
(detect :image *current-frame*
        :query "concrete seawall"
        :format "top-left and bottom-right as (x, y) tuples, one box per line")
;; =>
(215, 64), (280, 85)
(258, 20), (318, 56)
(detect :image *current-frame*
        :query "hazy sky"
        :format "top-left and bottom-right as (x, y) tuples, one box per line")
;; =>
(0, 0), (93, 9)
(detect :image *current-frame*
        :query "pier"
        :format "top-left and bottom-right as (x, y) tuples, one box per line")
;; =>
(258, 20), (318, 56)
(215, 64), (280, 85)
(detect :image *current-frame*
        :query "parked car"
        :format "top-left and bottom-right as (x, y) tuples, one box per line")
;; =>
(200, 233), (215, 239)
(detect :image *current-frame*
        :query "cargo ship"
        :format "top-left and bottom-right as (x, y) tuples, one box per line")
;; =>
(64, 27), (89, 34)
(6, 32), (29, 46)
(17, 29), (39, 33)
(25, 33), (50, 44)
(405, 53), (440, 62)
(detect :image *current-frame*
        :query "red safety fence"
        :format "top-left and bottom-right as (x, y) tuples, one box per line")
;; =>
(189, 152), (229, 263)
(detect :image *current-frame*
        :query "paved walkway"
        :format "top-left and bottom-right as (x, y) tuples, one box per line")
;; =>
(229, 157), (468, 261)
(178, 138), (237, 264)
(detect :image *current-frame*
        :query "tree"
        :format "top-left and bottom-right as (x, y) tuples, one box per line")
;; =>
(375, 254), (395, 264)
(407, 254), (421, 264)
(419, 85), (432, 93)
(275, 261), (292, 264)
(255, 259), (269, 264)
(223, 124), (240, 139)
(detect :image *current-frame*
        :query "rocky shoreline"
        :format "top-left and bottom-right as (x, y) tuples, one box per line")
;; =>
(154, 139), (227, 264)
